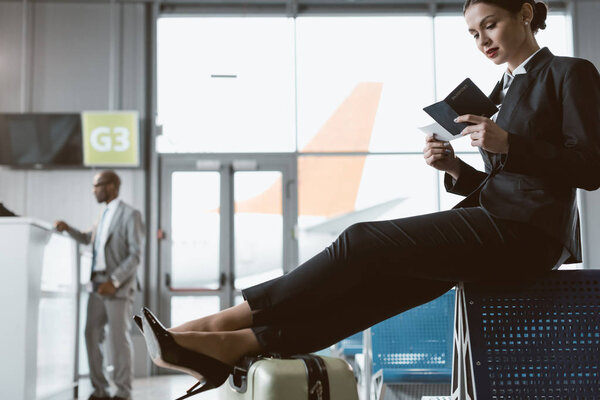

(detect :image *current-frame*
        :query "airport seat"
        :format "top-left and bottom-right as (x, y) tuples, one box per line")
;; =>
(452, 270), (600, 400)
(332, 332), (364, 385)
(333, 331), (364, 357)
(368, 289), (456, 400)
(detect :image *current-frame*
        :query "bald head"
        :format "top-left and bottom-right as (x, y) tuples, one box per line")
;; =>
(92, 170), (121, 204)
(99, 170), (121, 191)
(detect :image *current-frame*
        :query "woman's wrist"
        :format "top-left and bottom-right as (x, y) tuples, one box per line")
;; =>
(446, 157), (461, 180)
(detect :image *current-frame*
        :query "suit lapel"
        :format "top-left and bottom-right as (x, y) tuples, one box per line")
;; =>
(104, 202), (123, 245)
(489, 74), (535, 169)
(495, 47), (554, 130)
(489, 79), (503, 105)
(483, 79), (504, 168)
(494, 73), (534, 129)
(477, 48), (553, 170)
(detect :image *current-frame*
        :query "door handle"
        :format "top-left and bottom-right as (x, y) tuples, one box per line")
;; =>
(220, 272), (227, 288)
(165, 272), (171, 288)
(285, 179), (295, 199)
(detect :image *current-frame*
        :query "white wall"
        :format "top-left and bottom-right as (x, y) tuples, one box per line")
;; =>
(0, 169), (144, 228)
(0, 1), (147, 231)
(0, 0), (149, 378)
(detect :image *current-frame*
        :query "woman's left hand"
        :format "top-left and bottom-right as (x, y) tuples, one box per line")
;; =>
(456, 114), (509, 154)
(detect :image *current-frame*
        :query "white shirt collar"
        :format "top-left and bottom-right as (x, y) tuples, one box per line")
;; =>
(105, 198), (120, 213)
(502, 48), (542, 91)
(506, 48), (542, 78)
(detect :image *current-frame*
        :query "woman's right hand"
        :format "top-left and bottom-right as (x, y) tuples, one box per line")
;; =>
(423, 135), (461, 179)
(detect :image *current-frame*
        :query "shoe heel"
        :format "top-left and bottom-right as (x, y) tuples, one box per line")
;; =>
(141, 307), (232, 391)
(133, 315), (143, 332)
(143, 307), (168, 335)
(186, 381), (201, 393)
(141, 313), (163, 361)
(174, 382), (216, 400)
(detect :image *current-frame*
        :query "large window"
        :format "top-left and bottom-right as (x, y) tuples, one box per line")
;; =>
(157, 10), (574, 271)
(297, 154), (438, 263)
(157, 17), (296, 153)
(296, 17), (435, 153)
(158, 13), (571, 155)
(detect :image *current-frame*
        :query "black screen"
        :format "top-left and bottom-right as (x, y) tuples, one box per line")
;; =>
(0, 113), (83, 167)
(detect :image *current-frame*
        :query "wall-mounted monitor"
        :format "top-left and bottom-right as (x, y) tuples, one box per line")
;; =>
(0, 113), (83, 168)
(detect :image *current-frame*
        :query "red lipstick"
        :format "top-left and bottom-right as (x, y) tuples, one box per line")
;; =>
(486, 47), (499, 58)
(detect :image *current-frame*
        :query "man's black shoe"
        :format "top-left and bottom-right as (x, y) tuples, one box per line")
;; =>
(111, 397), (131, 400)
(88, 395), (111, 400)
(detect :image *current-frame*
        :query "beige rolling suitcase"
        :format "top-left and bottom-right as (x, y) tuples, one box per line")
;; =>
(226, 354), (359, 400)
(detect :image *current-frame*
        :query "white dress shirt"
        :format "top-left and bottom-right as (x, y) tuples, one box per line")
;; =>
(93, 198), (121, 272)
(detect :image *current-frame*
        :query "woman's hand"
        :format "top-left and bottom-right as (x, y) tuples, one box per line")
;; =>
(423, 135), (461, 179)
(456, 114), (509, 154)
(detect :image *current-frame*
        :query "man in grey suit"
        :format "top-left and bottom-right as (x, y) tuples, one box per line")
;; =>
(55, 170), (144, 400)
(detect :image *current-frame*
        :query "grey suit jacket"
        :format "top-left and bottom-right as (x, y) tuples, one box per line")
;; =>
(67, 201), (145, 298)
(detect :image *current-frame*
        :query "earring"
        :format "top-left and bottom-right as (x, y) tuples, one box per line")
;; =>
(524, 21), (529, 25)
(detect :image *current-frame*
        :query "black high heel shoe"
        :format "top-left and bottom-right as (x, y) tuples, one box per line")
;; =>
(135, 313), (204, 397)
(141, 307), (233, 399)
(133, 315), (143, 332)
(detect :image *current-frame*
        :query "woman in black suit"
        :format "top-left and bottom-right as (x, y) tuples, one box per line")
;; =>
(139, 0), (600, 395)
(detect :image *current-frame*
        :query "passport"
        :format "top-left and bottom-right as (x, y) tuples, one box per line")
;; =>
(420, 78), (498, 141)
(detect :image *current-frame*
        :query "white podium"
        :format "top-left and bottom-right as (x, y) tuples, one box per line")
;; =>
(0, 218), (80, 400)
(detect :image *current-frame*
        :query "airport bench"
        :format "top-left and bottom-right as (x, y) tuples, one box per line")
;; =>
(452, 270), (600, 400)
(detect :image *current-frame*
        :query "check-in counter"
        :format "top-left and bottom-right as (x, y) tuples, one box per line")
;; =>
(0, 218), (80, 400)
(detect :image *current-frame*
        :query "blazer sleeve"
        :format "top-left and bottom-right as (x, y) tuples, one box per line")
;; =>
(0, 203), (17, 216)
(444, 158), (488, 196)
(66, 225), (93, 245)
(502, 59), (600, 191)
(111, 209), (144, 285)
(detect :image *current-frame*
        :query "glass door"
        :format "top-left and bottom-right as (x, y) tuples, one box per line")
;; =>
(159, 154), (297, 327)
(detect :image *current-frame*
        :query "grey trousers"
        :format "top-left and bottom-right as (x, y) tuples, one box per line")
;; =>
(85, 292), (134, 398)
(243, 207), (564, 355)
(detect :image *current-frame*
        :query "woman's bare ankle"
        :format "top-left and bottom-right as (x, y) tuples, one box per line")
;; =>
(170, 302), (253, 333)
(168, 317), (214, 333)
(172, 329), (261, 366)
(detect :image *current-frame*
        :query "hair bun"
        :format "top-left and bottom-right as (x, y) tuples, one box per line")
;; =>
(532, 1), (548, 32)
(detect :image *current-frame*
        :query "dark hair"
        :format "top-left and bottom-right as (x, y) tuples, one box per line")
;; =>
(100, 170), (121, 192)
(463, 0), (548, 33)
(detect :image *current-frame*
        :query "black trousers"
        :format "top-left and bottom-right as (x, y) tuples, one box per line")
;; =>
(242, 207), (564, 355)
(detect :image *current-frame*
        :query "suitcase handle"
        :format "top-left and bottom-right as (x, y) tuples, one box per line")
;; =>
(293, 355), (331, 400)
(229, 356), (258, 393)
(229, 364), (249, 393)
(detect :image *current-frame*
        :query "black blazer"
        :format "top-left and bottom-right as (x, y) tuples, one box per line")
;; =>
(445, 48), (600, 263)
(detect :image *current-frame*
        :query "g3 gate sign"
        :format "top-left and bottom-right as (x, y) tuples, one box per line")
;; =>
(82, 111), (139, 167)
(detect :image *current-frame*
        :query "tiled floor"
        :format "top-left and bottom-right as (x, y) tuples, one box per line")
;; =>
(75, 349), (360, 400)
(77, 375), (230, 400)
